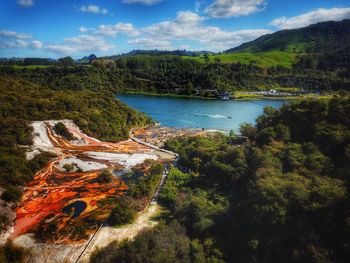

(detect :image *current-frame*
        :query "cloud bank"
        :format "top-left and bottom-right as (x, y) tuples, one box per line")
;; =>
(136, 11), (271, 50)
(270, 7), (350, 29)
(0, 30), (42, 49)
(45, 35), (115, 55)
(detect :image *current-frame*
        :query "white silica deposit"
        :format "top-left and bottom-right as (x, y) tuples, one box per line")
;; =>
(26, 120), (95, 159)
(26, 121), (57, 159)
(86, 152), (158, 169)
(57, 156), (108, 172)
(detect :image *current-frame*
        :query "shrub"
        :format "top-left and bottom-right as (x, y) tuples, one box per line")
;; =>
(53, 122), (75, 141)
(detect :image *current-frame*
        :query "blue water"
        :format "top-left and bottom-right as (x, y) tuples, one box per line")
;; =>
(62, 201), (87, 218)
(117, 94), (288, 132)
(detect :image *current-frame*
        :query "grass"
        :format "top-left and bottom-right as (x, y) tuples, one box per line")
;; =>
(0, 65), (52, 70)
(184, 51), (299, 68)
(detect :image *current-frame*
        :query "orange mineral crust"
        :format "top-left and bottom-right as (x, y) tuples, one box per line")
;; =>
(11, 122), (153, 241)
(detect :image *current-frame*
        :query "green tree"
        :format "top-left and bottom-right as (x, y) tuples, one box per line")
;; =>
(192, 157), (202, 175)
(203, 53), (210, 64)
(58, 56), (75, 66)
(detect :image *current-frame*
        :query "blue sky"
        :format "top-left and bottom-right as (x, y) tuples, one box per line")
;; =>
(1, 0), (350, 58)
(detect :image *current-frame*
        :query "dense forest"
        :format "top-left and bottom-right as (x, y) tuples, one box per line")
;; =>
(92, 97), (350, 263)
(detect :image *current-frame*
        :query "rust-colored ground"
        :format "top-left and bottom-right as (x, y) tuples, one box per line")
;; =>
(11, 123), (153, 241)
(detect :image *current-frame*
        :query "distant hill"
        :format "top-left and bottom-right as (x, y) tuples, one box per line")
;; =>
(225, 20), (350, 53)
(104, 49), (215, 59)
(77, 54), (97, 64)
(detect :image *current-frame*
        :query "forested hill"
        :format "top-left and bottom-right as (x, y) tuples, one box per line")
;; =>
(226, 20), (350, 53)
(92, 96), (350, 263)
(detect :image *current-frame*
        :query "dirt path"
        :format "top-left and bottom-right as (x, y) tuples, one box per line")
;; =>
(78, 203), (161, 263)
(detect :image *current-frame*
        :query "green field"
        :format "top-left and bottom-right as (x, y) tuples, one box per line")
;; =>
(0, 65), (94, 70)
(0, 65), (52, 70)
(184, 51), (299, 68)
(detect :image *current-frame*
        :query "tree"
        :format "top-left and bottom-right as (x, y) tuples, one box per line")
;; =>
(108, 204), (136, 226)
(54, 122), (75, 140)
(97, 169), (113, 184)
(239, 123), (257, 139)
(192, 157), (202, 175)
(203, 53), (210, 64)
(58, 56), (75, 67)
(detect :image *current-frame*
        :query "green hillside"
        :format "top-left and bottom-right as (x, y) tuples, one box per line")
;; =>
(183, 20), (350, 71)
(185, 51), (299, 68)
(226, 20), (350, 53)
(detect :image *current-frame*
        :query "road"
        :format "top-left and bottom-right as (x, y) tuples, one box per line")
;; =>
(129, 128), (179, 158)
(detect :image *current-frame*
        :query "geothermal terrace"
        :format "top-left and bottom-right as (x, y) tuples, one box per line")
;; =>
(10, 120), (170, 240)
(0, 120), (209, 262)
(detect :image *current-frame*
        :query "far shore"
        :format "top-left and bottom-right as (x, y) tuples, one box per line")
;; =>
(118, 90), (335, 101)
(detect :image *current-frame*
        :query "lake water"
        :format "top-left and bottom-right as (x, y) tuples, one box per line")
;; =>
(117, 94), (288, 132)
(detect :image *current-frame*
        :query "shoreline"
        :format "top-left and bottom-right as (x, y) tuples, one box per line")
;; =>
(118, 91), (333, 101)
(119, 91), (217, 100)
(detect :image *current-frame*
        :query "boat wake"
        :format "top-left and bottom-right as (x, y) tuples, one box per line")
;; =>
(194, 114), (231, 119)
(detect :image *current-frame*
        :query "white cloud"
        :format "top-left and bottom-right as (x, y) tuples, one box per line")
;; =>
(45, 35), (115, 55)
(0, 30), (32, 39)
(128, 38), (173, 49)
(17, 0), (34, 7)
(205, 0), (267, 18)
(79, 27), (94, 33)
(142, 11), (271, 50)
(175, 11), (205, 24)
(122, 0), (162, 5)
(0, 30), (42, 49)
(80, 5), (108, 15)
(30, 40), (42, 49)
(270, 7), (350, 29)
(79, 23), (140, 37)
(97, 23), (140, 37)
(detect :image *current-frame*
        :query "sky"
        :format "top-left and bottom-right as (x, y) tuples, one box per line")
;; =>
(0, 0), (350, 58)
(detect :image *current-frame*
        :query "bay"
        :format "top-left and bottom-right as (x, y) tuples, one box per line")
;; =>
(117, 94), (288, 131)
